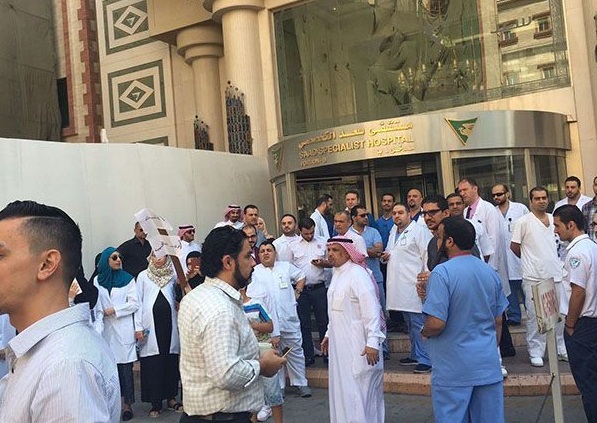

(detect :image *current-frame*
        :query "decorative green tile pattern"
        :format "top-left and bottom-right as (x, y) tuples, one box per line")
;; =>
(108, 60), (166, 127)
(104, 0), (152, 54)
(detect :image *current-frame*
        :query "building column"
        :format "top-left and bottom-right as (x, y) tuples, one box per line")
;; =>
(204, 0), (267, 157)
(176, 23), (226, 151)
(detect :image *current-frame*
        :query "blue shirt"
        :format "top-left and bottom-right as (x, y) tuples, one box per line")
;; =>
(357, 226), (384, 283)
(422, 255), (508, 387)
(375, 215), (394, 249)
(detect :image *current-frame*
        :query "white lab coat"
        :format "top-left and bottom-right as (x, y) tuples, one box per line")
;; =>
(384, 221), (432, 313)
(94, 278), (139, 364)
(133, 271), (180, 357)
(326, 261), (385, 423)
(465, 199), (511, 296)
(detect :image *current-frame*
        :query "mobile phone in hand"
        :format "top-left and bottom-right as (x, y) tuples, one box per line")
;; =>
(281, 347), (293, 357)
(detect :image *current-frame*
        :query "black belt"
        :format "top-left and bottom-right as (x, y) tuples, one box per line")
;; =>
(304, 282), (325, 290)
(183, 412), (252, 421)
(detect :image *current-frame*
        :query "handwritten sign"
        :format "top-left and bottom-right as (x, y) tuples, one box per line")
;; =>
(531, 278), (561, 334)
(135, 208), (188, 292)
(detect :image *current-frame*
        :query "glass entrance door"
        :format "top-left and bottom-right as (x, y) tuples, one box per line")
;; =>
(296, 175), (366, 223)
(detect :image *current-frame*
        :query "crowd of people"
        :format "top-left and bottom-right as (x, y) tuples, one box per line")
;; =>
(0, 174), (596, 422)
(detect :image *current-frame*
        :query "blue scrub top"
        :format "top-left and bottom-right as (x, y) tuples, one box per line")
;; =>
(423, 255), (508, 387)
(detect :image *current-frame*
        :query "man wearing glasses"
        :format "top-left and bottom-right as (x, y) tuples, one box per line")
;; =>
(491, 184), (529, 326)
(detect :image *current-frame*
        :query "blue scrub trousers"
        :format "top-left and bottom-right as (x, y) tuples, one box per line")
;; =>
(506, 279), (524, 324)
(432, 381), (504, 423)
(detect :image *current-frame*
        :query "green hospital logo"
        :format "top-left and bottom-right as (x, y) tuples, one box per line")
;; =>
(271, 146), (284, 172)
(446, 117), (478, 145)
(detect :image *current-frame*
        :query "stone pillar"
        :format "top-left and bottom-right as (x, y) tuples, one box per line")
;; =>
(204, 0), (267, 157)
(176, 23), (226, 151)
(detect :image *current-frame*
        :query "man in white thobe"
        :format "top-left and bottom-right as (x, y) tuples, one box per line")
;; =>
(321, 237), (385, 423)
(248, 240), (312, 397)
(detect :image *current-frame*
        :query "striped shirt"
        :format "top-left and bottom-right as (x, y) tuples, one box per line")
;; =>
(0, 304), (120, 422)
(179, 277), (263, 415)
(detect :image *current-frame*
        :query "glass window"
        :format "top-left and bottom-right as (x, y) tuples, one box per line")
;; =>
(533, 155), (566, 210)
(274, 0), (569, 136)
(452, 154), (527, 203)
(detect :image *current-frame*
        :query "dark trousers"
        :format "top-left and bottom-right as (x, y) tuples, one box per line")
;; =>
(117, 362), (135, 405)
(500, 313), (516, 357)
(297, 284), (328, 361)
(564, 317), (597, 422)
(180, 412), (251, 423)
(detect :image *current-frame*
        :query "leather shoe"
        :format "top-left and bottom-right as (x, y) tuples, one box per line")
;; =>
(122, 410), (133, 421)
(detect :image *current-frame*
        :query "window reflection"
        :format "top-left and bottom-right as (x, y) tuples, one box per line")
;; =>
(274, 0), (569, 136)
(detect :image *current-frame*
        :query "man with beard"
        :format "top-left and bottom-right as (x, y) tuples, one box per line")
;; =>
(310, 194), (333, 240)
(243, 224), (261, 265)
(178, 226), (286, 423)
(406, 188), (427, 227)
(422, 217), (508, 423)
(554, 176), (592, 210)
(244, 205), (267, 247)
(272, 214), (300, 262)
(118, 221), (152, 278)
(381, 202), (432, 373)
(491, 184), (529, 326)
(215, 204), (245, 229)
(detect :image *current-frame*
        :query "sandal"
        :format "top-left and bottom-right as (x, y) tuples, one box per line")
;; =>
(167, 399), (184, 412)
(149, 408), (160, 418)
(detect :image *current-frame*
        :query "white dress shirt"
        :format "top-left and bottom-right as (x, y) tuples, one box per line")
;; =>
(248, 262), (305, 334)
(498, 201), (529, 280)
(310, 209), (330, 240)
(179, 277), (263, 416)
(0, 304), (120, 423)
(290, 236), (328, 285)
(554, 195), (593, 211)
(272, 234), (300, 262)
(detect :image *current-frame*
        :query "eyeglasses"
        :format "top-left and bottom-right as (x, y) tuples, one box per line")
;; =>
(358, 213), (368, 218)
(492, 192), (506, 197)
(109, 254), (122, 261)
(421, 209), (442, 217)
(591, 222), (597, 228)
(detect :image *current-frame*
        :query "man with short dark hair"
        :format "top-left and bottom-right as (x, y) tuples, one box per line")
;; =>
(554, 176), (592, 210)
(242, 224), (260, 265)
(0, 200), (120, 422)
(422, 217), (508, 423)
(491, 183), (529, 326)
(178, 226), (286, 422)
(581, 176), (597, 241)
(554, 205), (597, 422)
(343, 190), (378, 231)
(289, 217), (329, 366)
(310, 194), (333, 240)
(118, 221), (152, 278)
(272, 214), (300, 262)
(381, 202), (432, 373)
(244, 205), (266, 247)
(511, 187), (568, 367)
(376, 193), (395, 250)
(407, 188), (427, 226)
